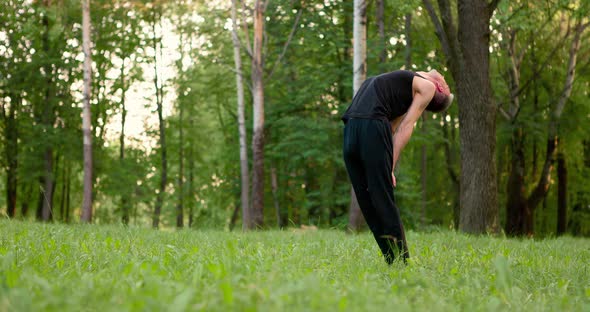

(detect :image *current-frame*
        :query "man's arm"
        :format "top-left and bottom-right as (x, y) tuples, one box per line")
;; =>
(390, 114), (405, 134)
(392, 78), (435, 172)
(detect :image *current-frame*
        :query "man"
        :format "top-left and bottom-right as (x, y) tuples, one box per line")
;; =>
(342, 69), (453, 264)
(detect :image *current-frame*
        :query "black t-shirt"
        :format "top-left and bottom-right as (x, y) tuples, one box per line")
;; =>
(341, 70), (417, 124)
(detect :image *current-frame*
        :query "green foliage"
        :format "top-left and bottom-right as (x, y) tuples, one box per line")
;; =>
(1, 221), (590, 311)
(0, 0), (589, 235)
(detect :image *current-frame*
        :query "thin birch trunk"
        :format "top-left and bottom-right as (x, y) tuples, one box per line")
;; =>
(81, 0), (93, 222)
(348, 0), (367, 232)
(231, 0), (250, 230)
(176, 114), (184, 228)
(176, 30), (185, 229)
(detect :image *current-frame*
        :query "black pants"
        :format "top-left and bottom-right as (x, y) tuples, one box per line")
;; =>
(343, 118), (409, 264)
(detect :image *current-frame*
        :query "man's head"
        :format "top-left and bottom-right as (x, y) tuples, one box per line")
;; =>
(424, 69), (453, 112)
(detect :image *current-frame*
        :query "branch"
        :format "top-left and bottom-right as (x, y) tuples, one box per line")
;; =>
(221, 97), (238, 120)
(240, 41), (253, 60)
(513, 27), (572, 99)
(440, 0), (462, 73)
(498, 105), (511, 121)
(241, 0), (253, 58)
(262, 22), (268, 66)
(230, 0), (251, 90)
(421, 0), (452, 60)
(218, 59), (253, 93)
(504, 28), (521, 120)
(422, 0), (461, 74)
(577, 51), (590, 75)
(497, 3), (526, 25)
(267, 8), (303, 79)
(554, 21), (584, 118)
(526, 134), (557, 210)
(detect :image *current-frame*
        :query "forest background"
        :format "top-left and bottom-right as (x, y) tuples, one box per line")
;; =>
(1, 0), (589, 237)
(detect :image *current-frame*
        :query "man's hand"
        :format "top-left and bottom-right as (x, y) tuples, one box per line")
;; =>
(392, 172), (397, 188)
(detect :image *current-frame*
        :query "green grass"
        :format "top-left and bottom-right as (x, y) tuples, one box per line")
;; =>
(1, 221), (589, 311)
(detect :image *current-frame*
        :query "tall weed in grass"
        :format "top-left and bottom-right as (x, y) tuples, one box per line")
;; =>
(0, 220), (589, 311)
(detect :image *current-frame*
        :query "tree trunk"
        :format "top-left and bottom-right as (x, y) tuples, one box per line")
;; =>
(498, 19), (586, 236)
(556, 153), (567, 235)
(231, 0), (251, 230)
(176, 71), (184, 229)
(59, 163), (70, 222)
(404, 13), (412, 69)
(65, 166), (71, 223)
(531, 36), (539, 180)
(348, 0), (367, 232)
(501, 29), (523, 234)
(41, 149), (54, 221)
(421, 114), (427, 225)
(81, 0), (93, 223)
(50, 153), (60, 221)
(21, 184), (31, 218)
(174, 29), (186, 229)
(504, 127), (527, 235)
(376, 0), (386, 65)
(442, 111), (460, 228)
(152, 9), (167, 229)
(188, 132), (195, 228)
(270, 165), (281, 227)
(4, 93), (19, 218)
(336, 0), (352, 105)
(502, 28), (533, 236)
(120, 58), (130, 225)
(456, 0), (498, 233)
(59, 160), (66, 222)
(229, 203), (240, 231)
(249, 0), (265, 230)
(40, 0), (55, 222)
(570, 141), (589, 235)
(5, 173), (16, 217)
(36, 178), (44, 221)
(422, 0), (500, 233)
(176, 148), (184, 228)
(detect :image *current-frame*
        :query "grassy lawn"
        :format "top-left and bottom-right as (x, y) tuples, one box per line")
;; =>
(1, 220), (589, 311)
